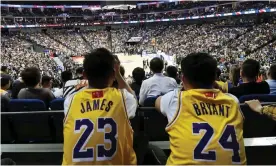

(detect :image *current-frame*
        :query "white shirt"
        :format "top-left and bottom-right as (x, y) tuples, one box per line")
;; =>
(139, 73), (178, 105)
(160, 89), (241, 124)
(64, 88), (137, 119)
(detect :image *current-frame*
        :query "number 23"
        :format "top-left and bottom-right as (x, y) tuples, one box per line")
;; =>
(73, 118), (117, 162)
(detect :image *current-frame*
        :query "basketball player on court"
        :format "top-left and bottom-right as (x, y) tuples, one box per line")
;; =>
(62, 48), (137, 165)
(155, 52), (246, 165)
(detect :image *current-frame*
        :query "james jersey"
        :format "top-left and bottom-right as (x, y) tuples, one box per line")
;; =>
(166, 89), (246, 165)
(62, 88), (137, 165)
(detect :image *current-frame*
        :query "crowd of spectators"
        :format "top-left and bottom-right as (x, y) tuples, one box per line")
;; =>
(1, 1), (276, 25)
(1, 15), (276, 110)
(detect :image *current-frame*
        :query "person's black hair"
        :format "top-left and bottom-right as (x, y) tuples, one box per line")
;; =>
(83, 48), (115, 88)
(241, 59), (260, 81)
(21, 67), (41, 87)
(230, 65), (240, 87)
(1, 66), (8, 72)
(150, 57), (164, 73)
(181, 52), (217, 88)
(166, 66), (178, 78)
(61, 71), (73, 83)
(76, 67), (83, 75)
(132, 67), (145, 84)
(41, 75), (52, 86)
(120, 66), (125, 77)
(1, 76), (10, 88)
(269, 63), (276, 80)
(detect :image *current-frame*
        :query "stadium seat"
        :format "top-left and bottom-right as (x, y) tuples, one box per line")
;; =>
(143, 97), (159, 107)
(239, 94), (276, 103)
(51, 111), (64, 143)
(1, 114), (15, 143)
(1, 98), (9, 112)
(8, 99), (47, 112)
(140, 107), (169, 141)
(50, 98), (65, 110)
(10, 111), (54, 143)
(240, 104), (276, 138)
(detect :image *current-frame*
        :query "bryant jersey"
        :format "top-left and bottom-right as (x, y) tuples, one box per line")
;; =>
(62, 88), (137, 165)
(166, 89), (246, 165)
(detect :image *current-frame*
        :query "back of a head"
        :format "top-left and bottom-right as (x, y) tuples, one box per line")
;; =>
(132, 67), (145, 83)
(21, 67), (41, 87)
(83, 48), (115, 88)
(269, 63), (276, 80)
(150, 57), (164, 73)
(1, 66), (8, 73)
(166, 66), (178, 78)
(230, 65), (240, 86)
(241, 59), (260, 81)
(181, 52), (217, 88)
(76, 67), (83, 75)
(61, 71), (73, 83)
(1, 75), (10, 90)
(41, 75), (52, 86)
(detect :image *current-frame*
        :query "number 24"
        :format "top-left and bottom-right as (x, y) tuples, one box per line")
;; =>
(193, 123), (241, 163)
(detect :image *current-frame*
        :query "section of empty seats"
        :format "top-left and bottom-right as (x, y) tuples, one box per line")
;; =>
(1, 111), (63, 143)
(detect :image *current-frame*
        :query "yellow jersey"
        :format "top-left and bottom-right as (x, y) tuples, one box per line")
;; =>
(0, 89), (7, 95)
(216, 80), (228, 93)
(166, 89), (246, 165)
(62, 88), (137, 165)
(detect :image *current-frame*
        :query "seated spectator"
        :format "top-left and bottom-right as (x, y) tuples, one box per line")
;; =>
(130, 67), (145, 97)
(41, 75), (53, 89)
(62, 48), (137, 165)
(229, 65), (241, 87)
(229, 59), (270, 99)
(139, 57), (178, 106)
(1, 66), (9, 75)
(166, 65), (181, 84)
(155, 52), (246, 165)
(216, 68), (228, 92)
(53, 71), (73, 98)
(1, 75), (11, 109)
(18, 67), (55, 107)
(74, 67), (84, 80)
(266, 63), (276, 94)
(11, 75), (26, 99)
(63, 69), (85, 98)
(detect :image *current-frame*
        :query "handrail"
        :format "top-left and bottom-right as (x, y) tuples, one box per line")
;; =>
(1, 102), (276, 115)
